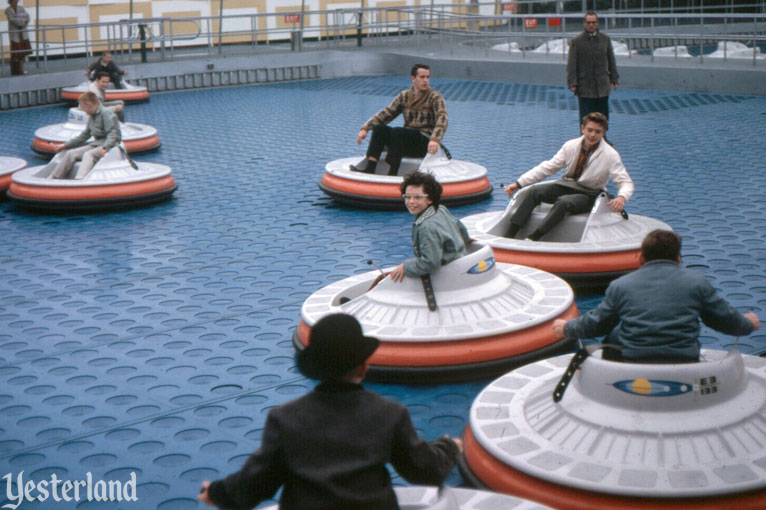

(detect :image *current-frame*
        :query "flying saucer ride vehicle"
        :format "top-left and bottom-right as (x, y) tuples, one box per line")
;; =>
(61, 81), (150, 104)
(707, 41), (765, 60)
(32, 108), (160, 156)
(8, 145), (177, 211)
(320, 148), (492, 209)
(294, 243), (577, 382)
(653, 45), (694, 58)
(461, 183), (672, 285)
(490, 41), (522, 54)
(531, 38), (569, 56)
(460, 347), (766, 509)
(0, 157), (27, 195)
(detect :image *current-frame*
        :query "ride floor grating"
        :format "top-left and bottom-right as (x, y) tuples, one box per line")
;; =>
(0, 75), (764, 509)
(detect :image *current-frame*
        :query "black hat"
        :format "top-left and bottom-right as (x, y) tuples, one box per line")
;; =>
(296, 314), (379, 381)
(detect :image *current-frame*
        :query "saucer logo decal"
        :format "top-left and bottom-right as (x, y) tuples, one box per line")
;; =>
(614, 378), (692, 397)
(468, 257), (495, 274)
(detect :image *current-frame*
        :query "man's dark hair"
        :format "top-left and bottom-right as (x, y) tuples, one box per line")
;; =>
(400, 171), (442, 209)
(584, 12), (599, 20)
(581, 111), (608, 131)
(410, 64), (430, 77)
(102, 51), (112, 57)
(94, 71), (111, 80)
(641, 229), (681, 262)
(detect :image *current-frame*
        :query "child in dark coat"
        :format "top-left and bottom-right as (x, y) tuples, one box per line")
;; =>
(198, 313), (462, 510)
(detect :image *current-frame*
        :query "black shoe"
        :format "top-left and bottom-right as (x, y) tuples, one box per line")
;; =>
(349, 160), (375, 174)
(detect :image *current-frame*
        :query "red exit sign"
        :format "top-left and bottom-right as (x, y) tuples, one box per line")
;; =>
(524, 18), (538, 29)
(284, 14), (301, 23)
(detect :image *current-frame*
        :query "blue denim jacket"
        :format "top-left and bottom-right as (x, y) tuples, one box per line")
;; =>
(564, 260), (754, 361)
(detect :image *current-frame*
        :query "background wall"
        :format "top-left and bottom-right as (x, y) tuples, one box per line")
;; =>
(3, 0), (498, 56)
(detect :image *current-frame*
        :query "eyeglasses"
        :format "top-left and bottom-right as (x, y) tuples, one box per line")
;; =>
(402, 194), (428, 201)
(585, 21), (598, 24)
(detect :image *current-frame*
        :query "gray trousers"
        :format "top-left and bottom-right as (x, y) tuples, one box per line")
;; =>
(510, 182), (597, 235)
(49, 145), (102, 180)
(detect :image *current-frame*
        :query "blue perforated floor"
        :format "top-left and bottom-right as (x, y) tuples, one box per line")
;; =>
(1, 76), (765, 509)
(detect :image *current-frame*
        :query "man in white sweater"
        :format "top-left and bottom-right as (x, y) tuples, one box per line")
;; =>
(503, 112), (633, 240)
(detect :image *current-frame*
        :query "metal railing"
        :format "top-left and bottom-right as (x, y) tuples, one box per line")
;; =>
(1, 8), (425, 75)
(423, 11), (765, 64)
(2, 5), (765, 76)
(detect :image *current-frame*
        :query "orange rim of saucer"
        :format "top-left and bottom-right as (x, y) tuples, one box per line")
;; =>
(0, 174), (13, 190)
(296, 302), (577, 368)
(493, 247), (642, 274)
(9, 176), (176, 201)
(61, 90), (149, 101)
(463, 426), (766, 510)
(105, 90), (149, 101)
(321, 172), (491, 200)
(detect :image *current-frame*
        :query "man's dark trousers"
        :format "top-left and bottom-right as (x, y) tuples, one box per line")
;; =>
(509, 183), (597, 237)
(366, 125), (429, 175)
(107, 71), (124, 89)
(89, 65), (124, 89)
(578, 97), (609, 123)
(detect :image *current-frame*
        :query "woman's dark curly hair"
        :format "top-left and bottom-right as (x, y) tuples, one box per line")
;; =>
(400, 171), (442, 209)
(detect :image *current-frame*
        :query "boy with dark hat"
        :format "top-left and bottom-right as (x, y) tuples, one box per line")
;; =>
(198, 313), (462, 510)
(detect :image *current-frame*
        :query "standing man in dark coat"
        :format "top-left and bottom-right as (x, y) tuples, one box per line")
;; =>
(567, 12), (619, 123)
